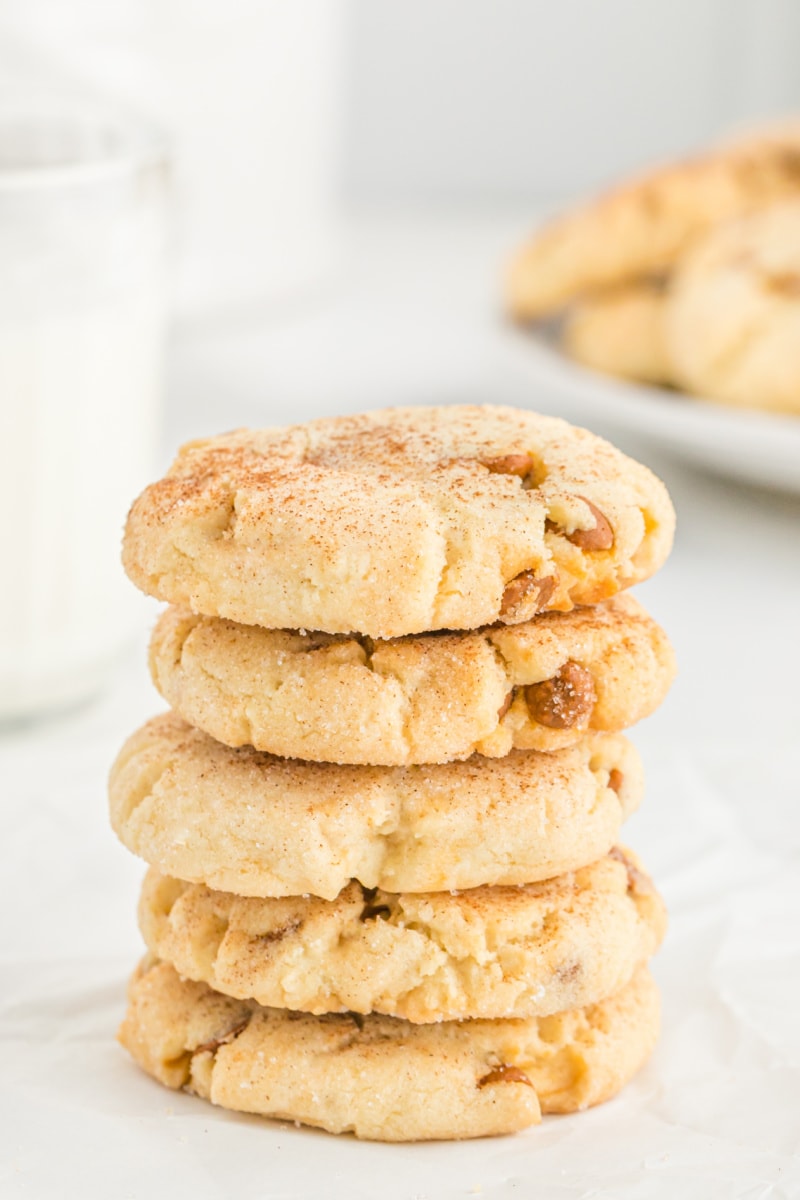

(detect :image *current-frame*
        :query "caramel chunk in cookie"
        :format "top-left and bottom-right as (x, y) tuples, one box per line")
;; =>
(478, 1065), (534, 1089)
(547, 497), (614, 552)
(526, 661), (597, 729)
(481, 453), (534, 477)
(500, 572), (556, 621)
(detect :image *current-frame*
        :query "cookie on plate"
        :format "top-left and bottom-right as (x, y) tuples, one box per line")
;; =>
(123, 406), (675, 638)
(666, 200), (800, 414)
(119, 959), (660, 1141)
(138, 847), (666, 1022)
(563, 280), (674, 386)
(508, 130), (800, 320)
(148, 594), (675, 764)
(109, 714), (643, 899)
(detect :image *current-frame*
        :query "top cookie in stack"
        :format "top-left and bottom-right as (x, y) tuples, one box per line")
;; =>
(123, 405), (674, 639)
(114, 405), (676, 1141)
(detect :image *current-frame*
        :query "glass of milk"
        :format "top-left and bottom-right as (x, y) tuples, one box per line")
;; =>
(0, 95), (169, 720)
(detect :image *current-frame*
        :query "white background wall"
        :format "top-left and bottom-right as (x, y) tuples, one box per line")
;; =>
(0, 0), (346, 316)
(2, 0), (799, 313)
(344, 0), (800, 204)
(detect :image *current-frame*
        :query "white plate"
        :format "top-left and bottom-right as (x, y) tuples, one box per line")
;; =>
(503, 326), (800, 494)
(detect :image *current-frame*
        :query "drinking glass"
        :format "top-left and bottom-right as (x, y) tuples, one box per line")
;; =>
(0, 95), (170, 719)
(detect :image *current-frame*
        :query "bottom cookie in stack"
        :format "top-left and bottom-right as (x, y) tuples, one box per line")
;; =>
(120, 960), (660, 1142)
(119, 848), (666, 1141)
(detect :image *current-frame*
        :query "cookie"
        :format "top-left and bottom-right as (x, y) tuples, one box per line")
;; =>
(718, 117), (800, 156)
(563, 280), (674, 386)
(122, 406), (674, 639)
(119, 959), (660, 1141)
(666, 201), (800, 414)
(508, 132), (800, 320)
(148, 594), (675, 765)
(138, 847), (666, 1023)
(109, 714), (642, 900)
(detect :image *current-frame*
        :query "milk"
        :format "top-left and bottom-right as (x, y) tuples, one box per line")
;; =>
(0, 99), (169, 719)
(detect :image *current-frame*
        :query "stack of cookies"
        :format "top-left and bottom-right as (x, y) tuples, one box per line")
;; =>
(110, 405), (676, 1141)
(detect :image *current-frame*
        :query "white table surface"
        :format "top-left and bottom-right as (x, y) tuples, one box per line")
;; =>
(2, 215), (800, 1199)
